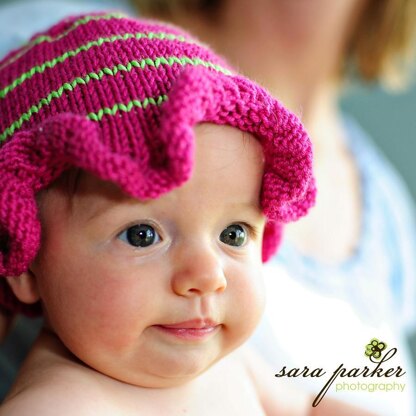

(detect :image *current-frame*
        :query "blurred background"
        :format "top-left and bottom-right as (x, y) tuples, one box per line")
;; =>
(342, 85), (416, 202)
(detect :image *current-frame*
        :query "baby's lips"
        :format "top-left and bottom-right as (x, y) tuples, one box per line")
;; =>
(158, 318), (220, 329)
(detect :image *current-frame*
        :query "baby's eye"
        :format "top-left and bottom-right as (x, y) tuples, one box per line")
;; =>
(118, 224), (160, 248)
(219, 224), (247, 247)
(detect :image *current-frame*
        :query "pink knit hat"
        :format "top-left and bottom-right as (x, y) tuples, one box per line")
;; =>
(0, 12), (315, 316)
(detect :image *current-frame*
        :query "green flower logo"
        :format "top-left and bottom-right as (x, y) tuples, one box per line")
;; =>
(365, 338), (387, 360)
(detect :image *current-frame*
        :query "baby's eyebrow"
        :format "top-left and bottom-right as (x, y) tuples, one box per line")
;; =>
(84, 202), (116, 223)
(83, 197), (262, 224)
(227, 199), (261, 208)
(84, 201), (129, 223)
(226, 201), (263, 216)
(84, 196), (152, 223)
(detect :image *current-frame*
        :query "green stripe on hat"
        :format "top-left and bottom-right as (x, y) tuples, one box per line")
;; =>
(0, 56), (232, 142)
(0, 31), (194, 99)
(87, 94), (169, 121)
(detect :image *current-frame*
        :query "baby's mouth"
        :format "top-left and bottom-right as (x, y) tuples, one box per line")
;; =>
(154, 319), (221, 341)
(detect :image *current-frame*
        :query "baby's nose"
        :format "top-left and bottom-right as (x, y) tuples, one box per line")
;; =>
(171, 246), (227, 297)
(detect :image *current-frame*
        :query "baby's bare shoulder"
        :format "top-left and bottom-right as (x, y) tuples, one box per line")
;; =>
(0, 380), (108, 416)
(0, 332), (121, 416)
(0, 357), (116, 416)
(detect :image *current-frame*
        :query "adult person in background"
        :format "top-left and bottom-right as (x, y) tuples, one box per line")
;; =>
(132, 1), (416, 414)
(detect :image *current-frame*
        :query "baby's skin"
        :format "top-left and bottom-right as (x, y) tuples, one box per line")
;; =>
(0, 124), (375, 415)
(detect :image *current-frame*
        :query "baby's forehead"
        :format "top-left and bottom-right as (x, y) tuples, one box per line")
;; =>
(50, 123), (262, 190)
(193, 124), (264, 165)
(40, 124), (264, 220)
(39, 169), (130, 216)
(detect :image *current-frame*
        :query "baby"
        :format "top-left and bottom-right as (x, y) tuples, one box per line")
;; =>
(0, 12), (372, 415)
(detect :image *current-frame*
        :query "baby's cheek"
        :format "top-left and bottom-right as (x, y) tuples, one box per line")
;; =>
(80, 274), (155, 337)
(241, 266), (266, 324)
(226, 263), (265, 343)
(56, 282), (152, 359)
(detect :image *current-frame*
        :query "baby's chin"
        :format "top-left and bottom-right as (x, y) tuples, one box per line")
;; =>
(80, 333), (248, 390)
(89, 350), (226, 390)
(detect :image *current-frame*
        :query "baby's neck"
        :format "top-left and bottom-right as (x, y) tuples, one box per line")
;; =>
(4, 329), (264, 416)
(7, 329), (194, 398)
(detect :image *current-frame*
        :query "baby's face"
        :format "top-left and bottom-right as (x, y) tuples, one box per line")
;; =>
(32, 124), (266, 388)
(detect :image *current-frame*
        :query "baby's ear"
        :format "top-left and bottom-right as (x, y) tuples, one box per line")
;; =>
(6, 271), (40, 304)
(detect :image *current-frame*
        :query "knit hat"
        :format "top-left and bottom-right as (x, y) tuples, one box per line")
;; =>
(0, 12), (315, 316)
